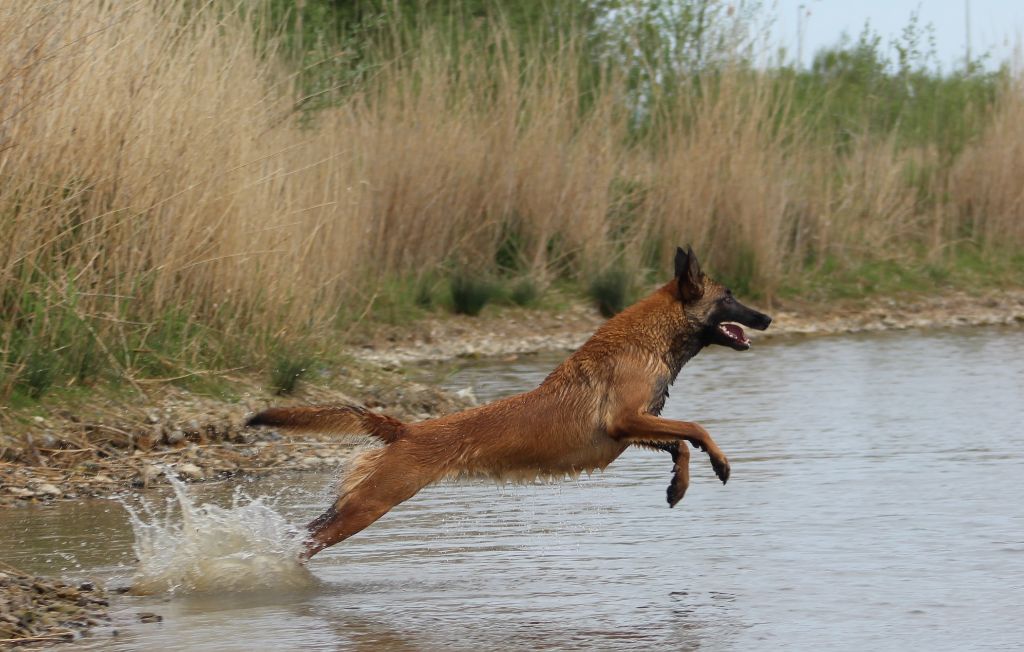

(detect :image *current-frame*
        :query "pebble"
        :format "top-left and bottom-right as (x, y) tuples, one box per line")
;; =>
(142, 462), (161, 483)
(38, 433), (59, 449)
(0, 567), (108, 641)
(35, 483), (63, 498)
(176, 463), (204, 480)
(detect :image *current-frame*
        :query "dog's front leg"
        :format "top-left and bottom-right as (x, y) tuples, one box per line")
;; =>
(666, 443), (691, 506)
(648, 442), (691, 507)
(613, 413), (729, 484)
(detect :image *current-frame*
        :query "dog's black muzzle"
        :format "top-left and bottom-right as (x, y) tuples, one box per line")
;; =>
(732, 301), (772, 331)
(708, 299), (772, 350)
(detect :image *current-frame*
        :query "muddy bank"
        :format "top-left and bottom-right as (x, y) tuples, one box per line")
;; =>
(349, 289), (1024, 366)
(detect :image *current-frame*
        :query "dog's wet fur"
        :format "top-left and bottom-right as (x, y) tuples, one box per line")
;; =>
(248, 246), (771, 559)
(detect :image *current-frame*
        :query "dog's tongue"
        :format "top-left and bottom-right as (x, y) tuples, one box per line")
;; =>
(722, 323), (745, 341)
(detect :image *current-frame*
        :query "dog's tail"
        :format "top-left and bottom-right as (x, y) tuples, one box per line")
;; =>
(246, 404), (405, 443)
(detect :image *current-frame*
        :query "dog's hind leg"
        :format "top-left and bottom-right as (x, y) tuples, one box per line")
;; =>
(301, 443), (440, 559)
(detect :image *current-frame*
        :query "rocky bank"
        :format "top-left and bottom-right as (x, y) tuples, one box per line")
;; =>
(349, 289), (1024, 366)
(0, 565), (108, 647)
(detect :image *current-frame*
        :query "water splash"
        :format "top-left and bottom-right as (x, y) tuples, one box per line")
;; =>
(123, 475), (315, 594)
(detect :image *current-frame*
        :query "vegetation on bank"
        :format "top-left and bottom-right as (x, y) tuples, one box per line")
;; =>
(1, 0), (1023, 404)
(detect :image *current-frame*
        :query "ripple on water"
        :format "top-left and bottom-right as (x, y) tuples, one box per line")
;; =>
(2, 328), (1022, 650)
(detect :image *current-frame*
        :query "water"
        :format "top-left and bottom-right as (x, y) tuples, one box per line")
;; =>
(2, 328), (1023, 650)
(124, 476), (313, 595)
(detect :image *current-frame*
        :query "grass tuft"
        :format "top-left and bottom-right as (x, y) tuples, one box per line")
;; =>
(449, 272), (497, 316)
(270, 351), (315, 396)
(508, 278), (540, 307)
(589, 268), (633, 318)
(18, 350), (56, 399)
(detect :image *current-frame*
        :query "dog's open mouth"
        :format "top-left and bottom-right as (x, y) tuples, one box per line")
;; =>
(718, 323), (750, 349)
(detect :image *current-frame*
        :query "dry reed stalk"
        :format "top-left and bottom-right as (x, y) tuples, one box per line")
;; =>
(0, 0), (1020, 396)
(950, 79), (1024, 250)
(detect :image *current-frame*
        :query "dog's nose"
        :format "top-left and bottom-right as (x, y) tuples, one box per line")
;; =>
(759, 314), (773, 330)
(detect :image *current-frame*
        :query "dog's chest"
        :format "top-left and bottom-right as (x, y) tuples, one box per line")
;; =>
(564, 432), (628, 472)
(647, 374), (671, 416)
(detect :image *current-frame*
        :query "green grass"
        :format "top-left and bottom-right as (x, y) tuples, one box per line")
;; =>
(18, 349), (56, 399)
(4, 277), (102, 400)
(3, 253), (1021, 412)
(414, 277), (436, 309)
(270, 353), (314, 395)
(780, 250), (1024, 302)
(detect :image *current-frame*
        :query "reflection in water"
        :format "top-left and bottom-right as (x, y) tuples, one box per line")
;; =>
(0, 327), (1021, 650)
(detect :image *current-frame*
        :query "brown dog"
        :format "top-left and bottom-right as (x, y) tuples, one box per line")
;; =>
(248, 247), (771, 559)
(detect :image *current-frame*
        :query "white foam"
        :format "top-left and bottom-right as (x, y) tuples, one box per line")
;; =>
(124, 475), (315, 594)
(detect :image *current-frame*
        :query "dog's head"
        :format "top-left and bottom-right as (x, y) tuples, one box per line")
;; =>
(674, 246), (772, 351)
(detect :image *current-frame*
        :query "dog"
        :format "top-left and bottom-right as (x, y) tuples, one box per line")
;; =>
(248, 246), (772, 559)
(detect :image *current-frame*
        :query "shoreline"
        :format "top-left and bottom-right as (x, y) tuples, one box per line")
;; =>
(349, 288), (1024, 367)
(2, 287), (1022, 510)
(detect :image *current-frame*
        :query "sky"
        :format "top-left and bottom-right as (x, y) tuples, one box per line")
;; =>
(769, 0), (1023, 71)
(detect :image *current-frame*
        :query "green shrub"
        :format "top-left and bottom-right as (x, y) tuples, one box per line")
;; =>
(449, 272), (496, 316)
(414, 278), (435, 309)
(509, 278), (540, 307)
(589, 267), (632, 317)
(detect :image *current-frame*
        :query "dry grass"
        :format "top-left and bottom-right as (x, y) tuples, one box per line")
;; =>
(1, 0), (1021, 397)
(950, 77), (1024, 250)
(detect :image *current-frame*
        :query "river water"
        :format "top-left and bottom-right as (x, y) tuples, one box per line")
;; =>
(2, 328), (1022, 650)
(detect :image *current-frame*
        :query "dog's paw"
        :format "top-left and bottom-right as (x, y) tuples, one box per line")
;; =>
(666, 469), (688, 507)
(711, 454), (730, 485)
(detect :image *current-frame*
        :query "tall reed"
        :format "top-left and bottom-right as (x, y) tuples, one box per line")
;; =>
(0, 1), (1019, 398)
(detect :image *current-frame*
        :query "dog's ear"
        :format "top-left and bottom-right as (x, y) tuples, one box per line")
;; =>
(675, 245), (704, 302)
